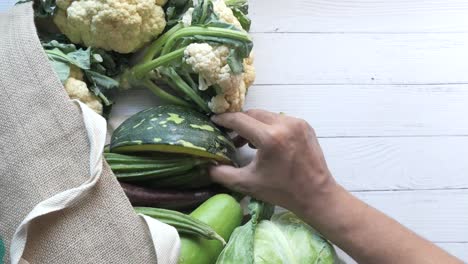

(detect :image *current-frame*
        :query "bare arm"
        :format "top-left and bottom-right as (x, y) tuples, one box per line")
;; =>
(210, 110), (462, 264)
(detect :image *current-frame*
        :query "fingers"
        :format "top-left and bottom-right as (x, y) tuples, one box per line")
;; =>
(244, 109), (278, 124)
(209, 165), (250, 193)
(212, 112), (269, 148)
(223, 110), (279, 148)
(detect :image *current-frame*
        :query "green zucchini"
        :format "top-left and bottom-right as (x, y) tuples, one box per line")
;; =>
(134, 207), (226, 245)
(110, 105), (236, 163)
(178, 194), (243, 264)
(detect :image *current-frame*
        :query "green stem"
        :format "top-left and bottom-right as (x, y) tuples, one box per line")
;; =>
(163, 76), (188, 99)
(167, 68), (211, 113)
(142, 24), (183, 63)
(142, 79), (193, 108)
(199, 0), (210, 24)
(181, 72), (198, 91)
(132, 48), (185, 79)
(161, 26), (252, 55)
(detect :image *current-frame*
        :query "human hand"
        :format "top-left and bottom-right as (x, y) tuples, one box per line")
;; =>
(212, 110), (464, 264)
(210, 109), (338, 215)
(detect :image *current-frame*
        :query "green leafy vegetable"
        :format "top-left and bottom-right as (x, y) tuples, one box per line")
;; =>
(48, 59), (70, 83)
(165, 0), (194, 28)
(254, 212), (337, 264)
(41, 36), (126, 108)
(45, 48), (91, 70)
(42, 40), (76, 53)
(217, 201), (337, 264)
(84, 71), (120, 106)
(216, 199), (274, 264)
(225, 0), (251, 31)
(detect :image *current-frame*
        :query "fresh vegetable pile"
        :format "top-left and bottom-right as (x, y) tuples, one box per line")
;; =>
(26, 0), (255, 115)
(107, 104), (237, 211)
(24, 0), (338, 263)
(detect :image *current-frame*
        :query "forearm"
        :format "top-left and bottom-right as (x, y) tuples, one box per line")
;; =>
(298, 184), (462, 264)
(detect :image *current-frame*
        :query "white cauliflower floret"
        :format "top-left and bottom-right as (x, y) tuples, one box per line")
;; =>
(181, 7), (194, 27)
(184, 43), (223, 89)
(54, 0), (166, 54)
(217, 64), (243, 95)
(213, 45), (230, 65)
(184, 43), (255, 113)
(64, 68), (103, 114)
(213, 0), (243, 30)
(243, 52), (256, 88)
(209, 95), (230, 114)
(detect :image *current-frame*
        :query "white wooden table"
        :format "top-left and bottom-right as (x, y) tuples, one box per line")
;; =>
(2, 1), (467, 262)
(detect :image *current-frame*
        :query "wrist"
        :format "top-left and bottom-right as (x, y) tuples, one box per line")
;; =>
(294, 171), (343, 219)
(298, 180), (347, 226)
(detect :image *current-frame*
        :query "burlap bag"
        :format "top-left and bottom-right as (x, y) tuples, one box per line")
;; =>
(0, 3), (175, 263)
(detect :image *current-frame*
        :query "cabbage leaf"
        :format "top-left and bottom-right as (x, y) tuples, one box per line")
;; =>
(217, 207), (337, 264)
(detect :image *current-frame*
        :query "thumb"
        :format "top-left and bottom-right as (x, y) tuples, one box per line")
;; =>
(209, 165), (246, 191)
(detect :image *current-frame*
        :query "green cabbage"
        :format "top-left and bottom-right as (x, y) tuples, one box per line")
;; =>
(216, 201), (337, 264)
(254, 212), (336, 264)
(216, 199), (274, 264)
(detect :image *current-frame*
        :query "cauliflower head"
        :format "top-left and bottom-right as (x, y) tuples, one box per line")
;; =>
(65, 66), (103, 114)
(184, 43), (255, 114)
(213, 0), (243, 30)
(54, 0), (167, 54)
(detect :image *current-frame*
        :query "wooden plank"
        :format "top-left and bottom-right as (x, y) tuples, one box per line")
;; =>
(252, 33), (468, 85)
(245, 84), (468, 137)
(237, 136), (468, 191)
(250, 0), (468, 33)
(335, 243), (468, 263)
(322, 137), (468, 191)
(351, 190), (468, 243)
(437, 244), (468, 262)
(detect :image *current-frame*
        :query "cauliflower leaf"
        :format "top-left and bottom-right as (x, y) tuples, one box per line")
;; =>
(41, 36), (124, 115)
